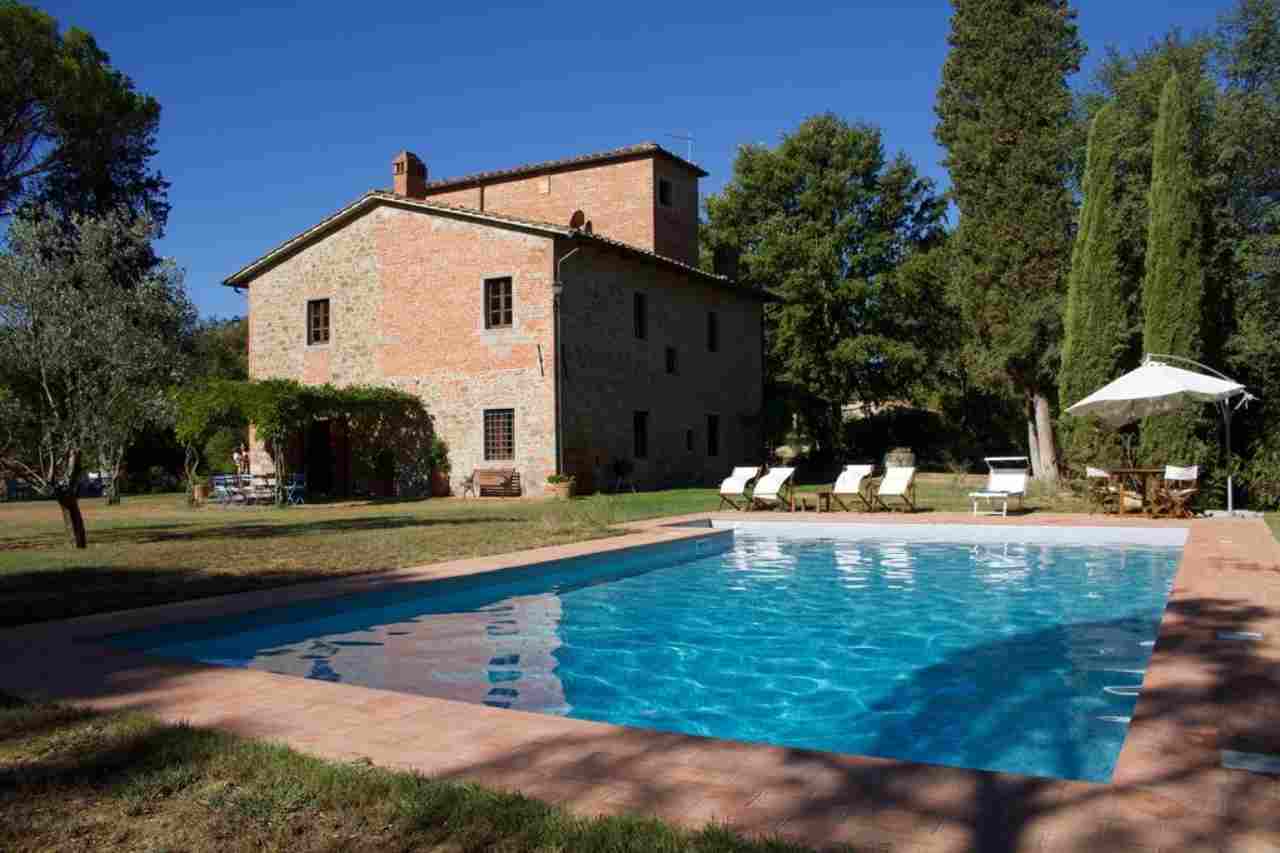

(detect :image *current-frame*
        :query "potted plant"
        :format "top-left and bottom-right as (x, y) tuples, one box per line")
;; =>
(546, 473), (576, 500)
(427, 437), (452, 497)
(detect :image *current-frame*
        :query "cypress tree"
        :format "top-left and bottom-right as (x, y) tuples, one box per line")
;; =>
(1140, 72), (1209, 465)
(934, 0), (1085, 481)
(1060, 104), (1131, 468)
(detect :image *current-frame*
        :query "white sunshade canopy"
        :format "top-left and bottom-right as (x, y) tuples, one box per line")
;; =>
(1066, 359), (1249, 427)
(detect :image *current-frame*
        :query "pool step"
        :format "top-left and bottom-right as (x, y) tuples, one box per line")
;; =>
(1216, 630), (1264, 642)
(1221, 750), (1280, 775)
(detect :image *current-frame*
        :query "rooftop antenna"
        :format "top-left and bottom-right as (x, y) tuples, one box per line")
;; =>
(667, 132), (694, 163)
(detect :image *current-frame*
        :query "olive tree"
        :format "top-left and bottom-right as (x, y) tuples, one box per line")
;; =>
(0, 207), (194, 547)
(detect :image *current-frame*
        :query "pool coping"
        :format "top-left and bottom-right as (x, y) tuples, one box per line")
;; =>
(3, 511), (1279, 851)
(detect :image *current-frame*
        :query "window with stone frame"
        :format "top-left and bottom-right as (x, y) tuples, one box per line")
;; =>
(484, 409), (515, 461)
(658, 178), (674, 207)
(307, 299), (330, 345)
(633, 410), (649, 459)
(485, 277), (513, 329)
(633, 292), (647, 340)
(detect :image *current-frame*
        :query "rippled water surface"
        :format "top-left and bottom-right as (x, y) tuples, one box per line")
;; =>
(119, 531), (1182, 781)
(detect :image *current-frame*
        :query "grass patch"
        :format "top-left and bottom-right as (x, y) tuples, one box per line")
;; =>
(0, 477), (1088, 629)
(1266, 513), (1280, 543)
(0, 694), (823, 853)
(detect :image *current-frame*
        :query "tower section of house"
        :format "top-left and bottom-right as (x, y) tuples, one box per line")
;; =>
(224, 143), (763, 496)
(395, 143), (704, 268)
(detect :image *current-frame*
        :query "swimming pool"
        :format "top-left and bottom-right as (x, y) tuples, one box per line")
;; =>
(112, 522), (1186, 782)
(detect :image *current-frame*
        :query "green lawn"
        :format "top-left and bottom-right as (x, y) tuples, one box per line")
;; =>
(1267, 513), (1280, 542)
(0, 694), (819, 853)
(0, 475), (1086, 629)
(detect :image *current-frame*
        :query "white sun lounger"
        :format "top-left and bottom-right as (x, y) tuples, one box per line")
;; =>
(874, 466), (917, 512)
(970, 456), (1029, 517)
(749, 467), (796, 511)
(718, 465), (763, 511)
(831, 464), (875, 511)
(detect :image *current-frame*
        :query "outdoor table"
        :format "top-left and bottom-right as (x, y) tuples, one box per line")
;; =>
(1107, 468), (1163, 515)
(816, 490), (834, 513)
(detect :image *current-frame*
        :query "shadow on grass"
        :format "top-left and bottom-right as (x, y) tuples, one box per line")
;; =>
(0, 695), (818, 853)
(1, 512), (546, 552)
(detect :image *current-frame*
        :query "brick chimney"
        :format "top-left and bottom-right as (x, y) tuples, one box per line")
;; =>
(392, 151), (427, 197)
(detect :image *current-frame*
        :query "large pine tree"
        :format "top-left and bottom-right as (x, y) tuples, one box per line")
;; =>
(935, 0), (1085, 481)
(1140, 72), (1210, 465)
(1060, 104), (1133, 468)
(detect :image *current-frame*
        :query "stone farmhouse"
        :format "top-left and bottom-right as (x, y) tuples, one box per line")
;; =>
(223, 143), (766, 497)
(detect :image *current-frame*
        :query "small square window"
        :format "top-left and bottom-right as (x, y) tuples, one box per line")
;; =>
(484, 409), (515, 461)
(633, 411), (649, 460)
(485, 277), (513, 329)
(633, 292), (647, 340)
(658, 178), (673, 207)
(307, 299), (330, 345)
(706, 414), (720, 457)
(665, 346), (678, 375)
(707, 311), (719, 353)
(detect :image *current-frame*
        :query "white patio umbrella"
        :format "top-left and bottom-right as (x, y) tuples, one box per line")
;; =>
(1066, 354), (1257, 513)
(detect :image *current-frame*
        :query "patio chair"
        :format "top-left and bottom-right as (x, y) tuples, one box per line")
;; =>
(1085, 467), (1115, 514)
(210, 474), (235, 507)
(749, 467), (796, 511)
(1085, 467), (1142, 514)
(969, 457), (1029, 517)
(209, 475), (224, 506)
(718, 465), (763, 511)
(830, 464), (876, 511)
(1153, 465), (1199, 518)
(874, 466), (917, 512)
(286, 473), (306, 506)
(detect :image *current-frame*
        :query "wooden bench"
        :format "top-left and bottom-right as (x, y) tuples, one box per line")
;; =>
(463, 468), (522, 498)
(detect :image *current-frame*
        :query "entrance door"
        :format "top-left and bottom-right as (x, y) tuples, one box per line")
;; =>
(306, 421), (334, 495)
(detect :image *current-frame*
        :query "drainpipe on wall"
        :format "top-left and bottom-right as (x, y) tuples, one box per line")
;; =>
(553, 241), (581, 476)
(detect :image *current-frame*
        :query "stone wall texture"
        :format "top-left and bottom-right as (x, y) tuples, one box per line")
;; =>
(557, 240), (764, 492)
(419, 154), (701, 267)
(247, 204), (558, 494)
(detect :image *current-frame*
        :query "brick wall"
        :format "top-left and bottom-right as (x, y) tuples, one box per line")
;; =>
(373, 207), (557, 495)
(421, 155), (701, 267)
(246, 204), (559, 495)
(557, 240), (764, 491)
(652, 158), (699, 267)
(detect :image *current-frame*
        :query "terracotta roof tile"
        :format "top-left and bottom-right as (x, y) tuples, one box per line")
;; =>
(222, 191), (770, 301)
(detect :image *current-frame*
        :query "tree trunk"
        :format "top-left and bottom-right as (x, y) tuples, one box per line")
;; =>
(58, 494), (88, 549)
(1033, 392), (1059, 482)
(1027, 415), (1045, 480)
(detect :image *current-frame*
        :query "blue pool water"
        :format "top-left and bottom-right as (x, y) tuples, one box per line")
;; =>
(112, 524), (1184, 782)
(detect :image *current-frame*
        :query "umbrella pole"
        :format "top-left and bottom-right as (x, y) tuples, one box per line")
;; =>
(1224, 400), (1234, 515)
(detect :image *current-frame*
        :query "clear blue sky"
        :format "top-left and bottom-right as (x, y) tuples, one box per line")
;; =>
(40, 0), (1230, 319)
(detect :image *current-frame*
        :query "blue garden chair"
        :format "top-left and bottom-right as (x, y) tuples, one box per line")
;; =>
(286, 473), (306, 505)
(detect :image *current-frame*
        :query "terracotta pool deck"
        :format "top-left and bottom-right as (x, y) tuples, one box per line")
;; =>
(2, 511), (1279, 852)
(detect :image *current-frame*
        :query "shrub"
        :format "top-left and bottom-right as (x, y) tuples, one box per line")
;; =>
(1240, 435), (1280, 510)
